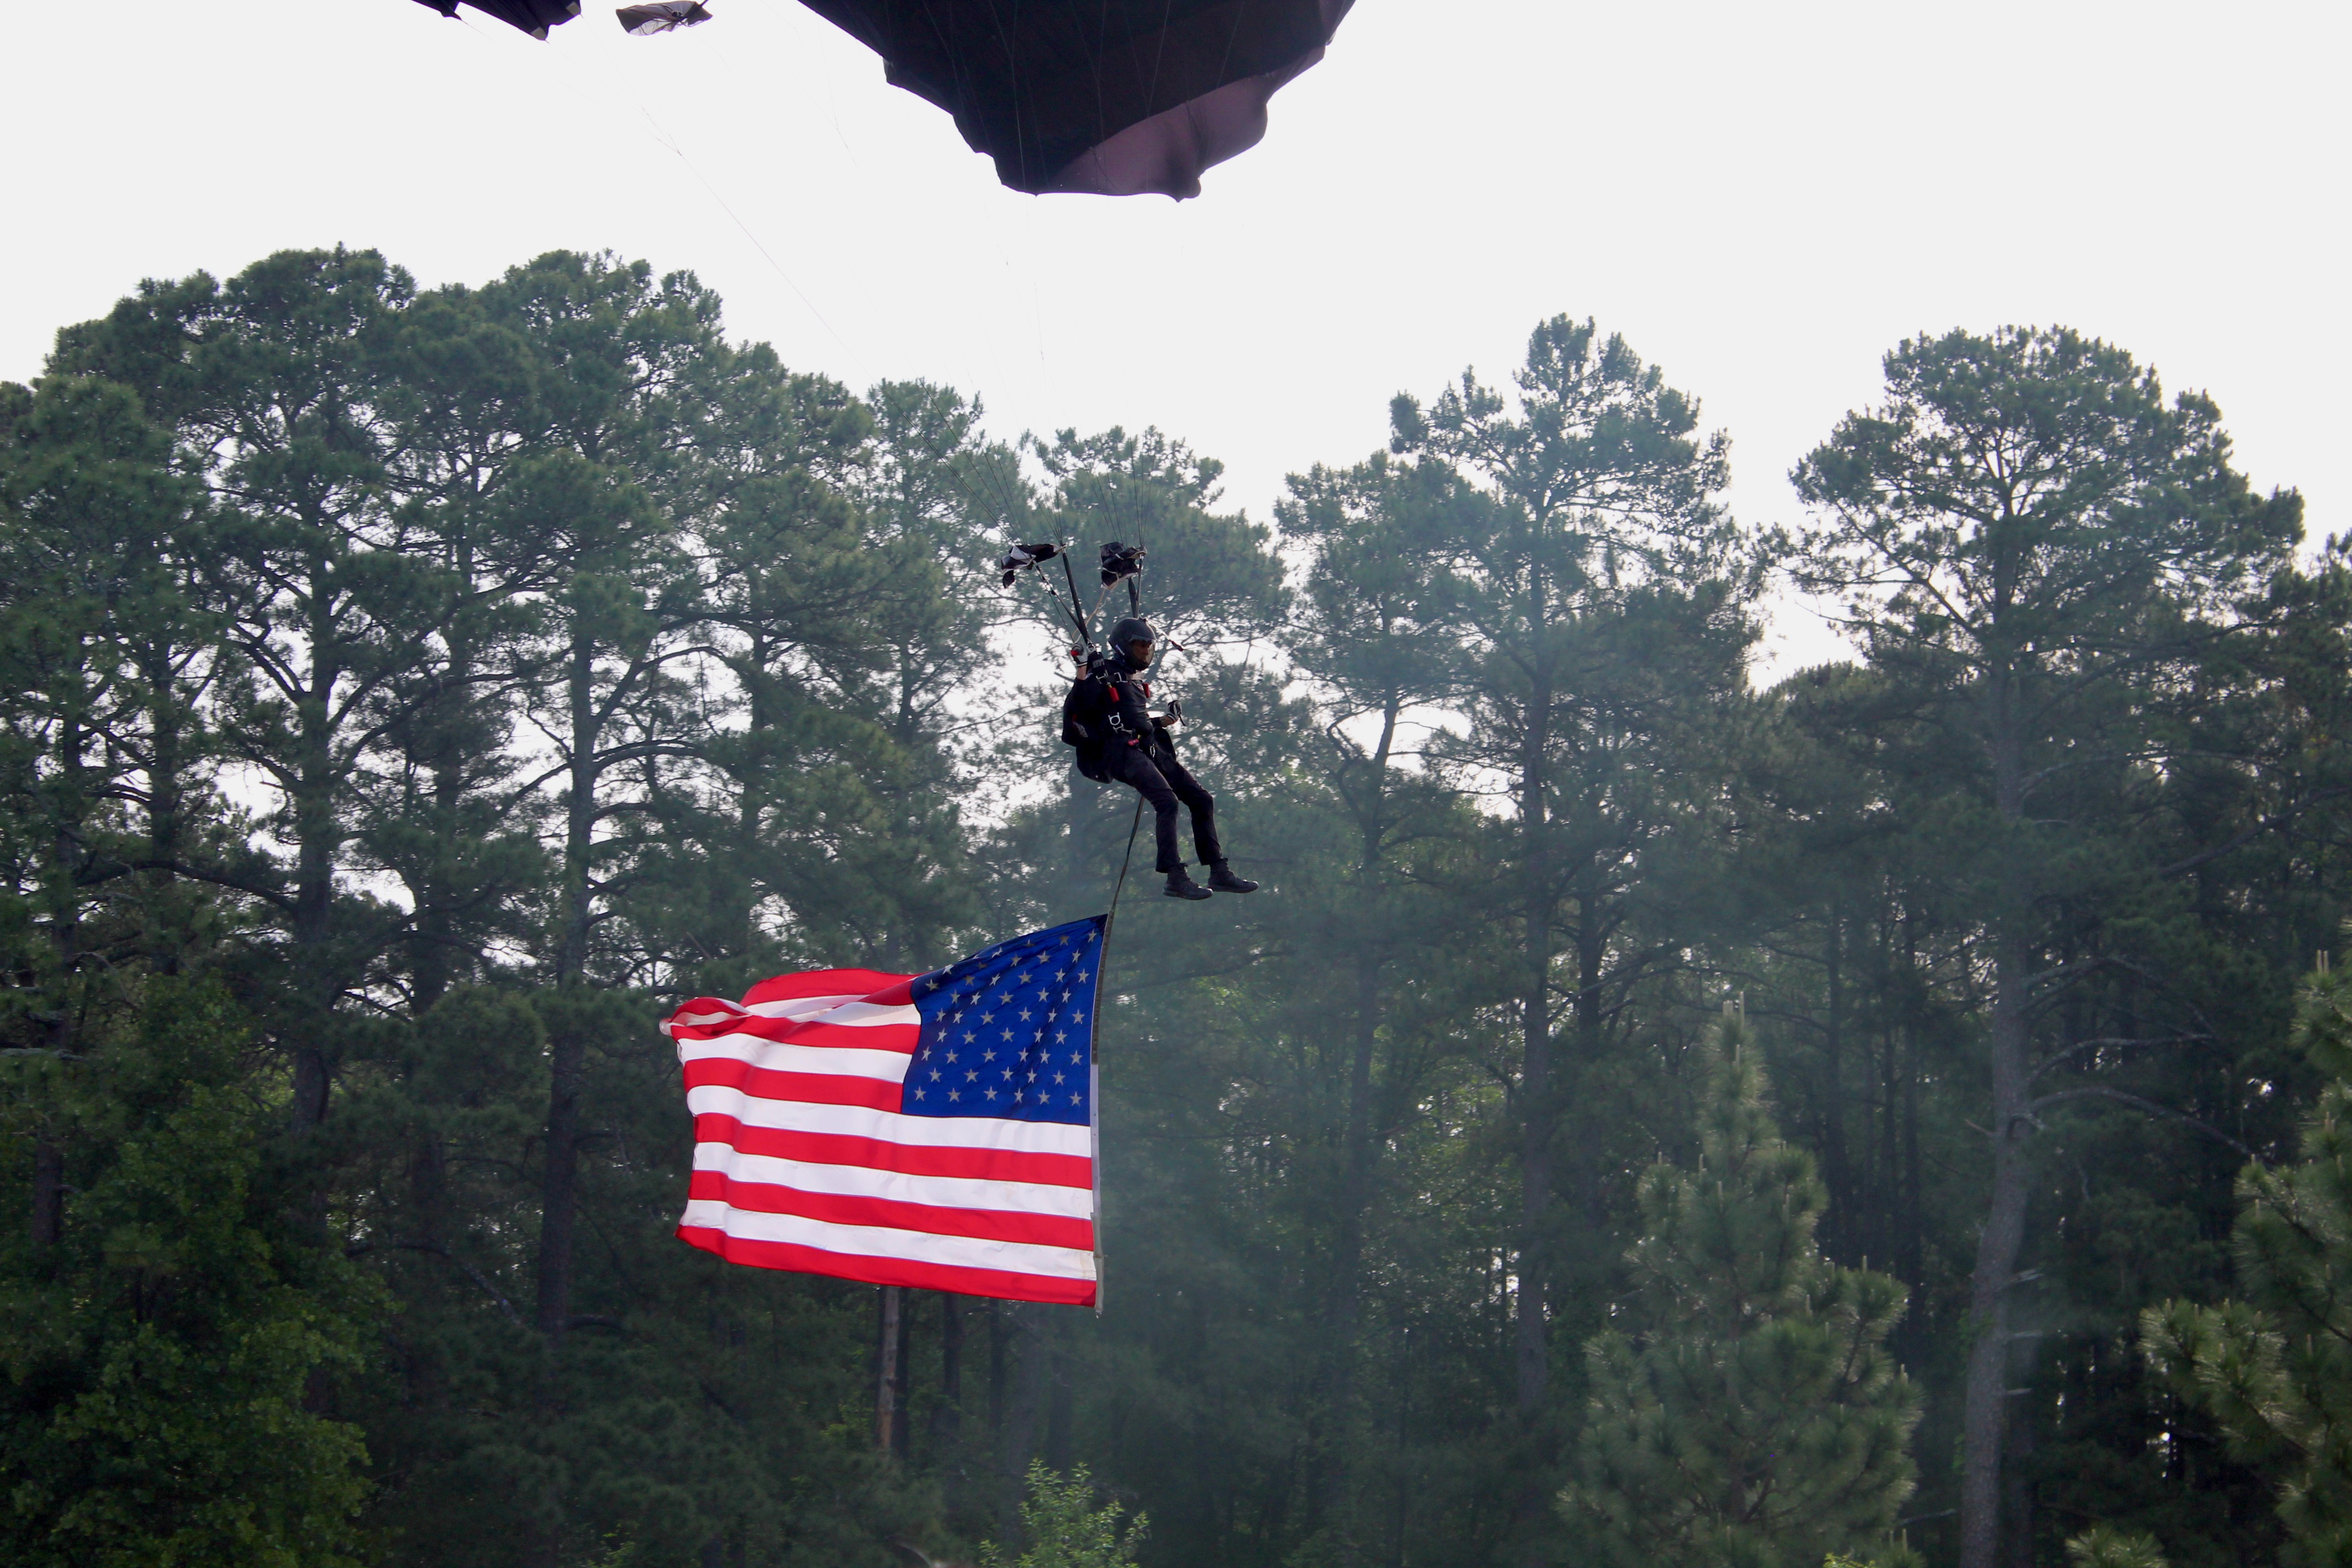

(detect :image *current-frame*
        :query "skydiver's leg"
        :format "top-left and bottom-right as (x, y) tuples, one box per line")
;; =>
(1158, 751), (1255, 893)
(1155, 753), (1223, 868)
(1110, 747), (1184, 872)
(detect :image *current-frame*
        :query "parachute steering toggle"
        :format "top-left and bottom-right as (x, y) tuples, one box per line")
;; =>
(995, 540), (1065, 588)
(995, 538), (1095, 654)
(1099, 541), (1146, 613)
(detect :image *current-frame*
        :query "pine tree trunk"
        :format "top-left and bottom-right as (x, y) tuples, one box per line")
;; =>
(931, 1292), (965, 1456)
(896, 1290), (916, 1459)
(534, 1018), (585, 1338)
(1000, 1303), (1051, 1538)
(30, 1138), (63, 1250)
(1516, 675), (1554, 1417)
(35, 711), (78, 1258)
(411, 638), (472, 1015)
(141, 641), (188, 973)
(1821, 908), (1852, 1253)
(1513, 656), (1556, 1568)
(1045, 1326), (1073, 1471)
(1960, 931), (2034, 1568)
(1318, 947), (1380, 1544)
(988, 1298), (1007, 1440)
(1320, 698), (1400, 1555)
(1901, 917), (1926, 1293)
(535, 634), (599, 1340)
(1874, 915), (1901, 1272)
(877, 1286), (903, 1452)
(1960, 677), (2034, 1568)
(290, 568), (340, 1132)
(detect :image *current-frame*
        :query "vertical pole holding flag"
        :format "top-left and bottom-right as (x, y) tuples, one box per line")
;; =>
(1093, 804), (1142, 1319)
(1090, 1060), (1104, 1317)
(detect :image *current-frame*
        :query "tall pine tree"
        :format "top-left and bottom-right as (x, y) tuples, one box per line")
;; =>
(2145, 953), (2352, 1566)
(1563, 1006), (1920, 1568)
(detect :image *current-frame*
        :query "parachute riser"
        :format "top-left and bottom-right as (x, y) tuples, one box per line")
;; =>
(1059, 549), (1092, 649)
(997, 535), (1157, 677)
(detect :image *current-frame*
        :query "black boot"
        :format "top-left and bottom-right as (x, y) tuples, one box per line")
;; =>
(1164, 867), (1213, 901)
(1207, 860), (1258, 894)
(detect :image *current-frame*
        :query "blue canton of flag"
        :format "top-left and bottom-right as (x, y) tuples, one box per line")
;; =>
(903, 916), (1105, 1124)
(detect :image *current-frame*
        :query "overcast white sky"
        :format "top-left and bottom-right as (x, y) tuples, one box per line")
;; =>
(7, 1), (2345, 673)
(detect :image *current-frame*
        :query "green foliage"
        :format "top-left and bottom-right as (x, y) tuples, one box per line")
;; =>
(2065, 1526), (2171, 1568)
(1783, 321), (2309, 1568)
(1563, 1009), (1920, 1568)
(2145, 959), (2352, 1565)
(0, 984), (374, 1567)
(978, 1463), (1146, 1568)
(4, 249), (2348, 1568)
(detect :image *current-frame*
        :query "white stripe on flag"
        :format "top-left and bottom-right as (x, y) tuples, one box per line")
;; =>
(678, 1200), (1098, 1280)
(684, 1087), (1093, 1157)
(741, 997), (920, 1026)
(678, 1038), (914, 1082)
(691, 1143), (1094, 1218)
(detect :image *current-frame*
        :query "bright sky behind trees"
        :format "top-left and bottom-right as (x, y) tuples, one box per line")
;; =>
(5, 0), (2345, 671)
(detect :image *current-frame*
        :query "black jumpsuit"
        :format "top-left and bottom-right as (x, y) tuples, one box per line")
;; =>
(1095, 652), (1222, 874)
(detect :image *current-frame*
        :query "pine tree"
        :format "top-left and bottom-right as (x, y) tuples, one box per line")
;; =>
(2144, 955), (2352, 1566)
(1388, 314), (1763, 1452)
(0, 983), (375, 1568)
(978, 1463), (1146, 1568)
(2066, 1527), (2171, 1568)
(1790, 326), (2304, 1568)
(1562, 1007), (1920, 1568)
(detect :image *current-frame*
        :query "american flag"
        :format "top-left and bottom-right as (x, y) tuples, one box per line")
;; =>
(664, 916), (1106, 1306)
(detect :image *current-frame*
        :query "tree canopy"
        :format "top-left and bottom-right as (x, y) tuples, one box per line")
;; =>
(0, 248), (2341, 1568)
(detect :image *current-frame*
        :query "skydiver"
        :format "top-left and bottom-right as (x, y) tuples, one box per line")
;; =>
(1088, 617), (1257, 902)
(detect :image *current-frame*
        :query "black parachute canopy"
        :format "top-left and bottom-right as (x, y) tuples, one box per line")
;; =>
(412, 0), (1350, 198)
(797, 0), (1355, 198)
(412, 0), (580, 41)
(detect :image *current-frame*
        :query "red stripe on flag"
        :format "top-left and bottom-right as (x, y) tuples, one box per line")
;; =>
(686, 1171), (1095, 1252)
(742, 969), (912, 1006)
(694, 1116), (1093, 1189)
(669, 1016), (920, 1052)
(677, 1225), (1097, 1307)
(681, 1061), (903, 1111)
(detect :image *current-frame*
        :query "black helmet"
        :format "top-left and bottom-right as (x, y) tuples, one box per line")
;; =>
(1109, 616), (1156, 651)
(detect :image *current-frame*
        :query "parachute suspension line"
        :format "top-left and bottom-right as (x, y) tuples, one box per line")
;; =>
(1086, 576), (1121, 636)
(1130, 477), (1148, 617)
(1035, 557), (1089, 648)
(1100, 793), (1147, 966)
(627, 105), (854, 362)
(533, 24), (856, 364)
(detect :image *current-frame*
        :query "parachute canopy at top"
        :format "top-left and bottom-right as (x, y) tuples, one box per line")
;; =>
(413, 0), (1355, 199)
(800, 0), (1355, 198)
(413, 0), (579, 41)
